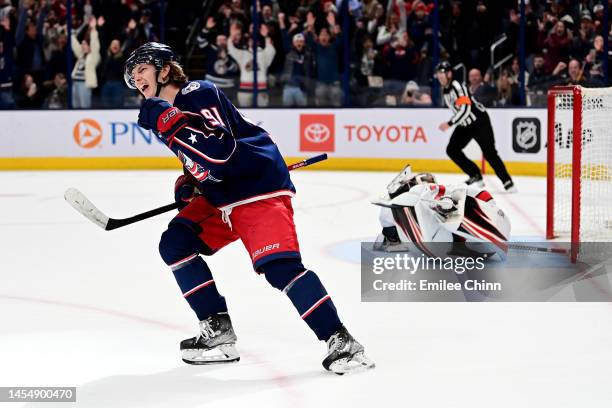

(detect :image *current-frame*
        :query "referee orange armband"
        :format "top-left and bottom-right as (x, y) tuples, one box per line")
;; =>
(455, 96), (472, 106)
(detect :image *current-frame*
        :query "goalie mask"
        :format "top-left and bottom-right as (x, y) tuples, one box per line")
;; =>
(387, 165), (437, 199)
(410, 172), (437, 187)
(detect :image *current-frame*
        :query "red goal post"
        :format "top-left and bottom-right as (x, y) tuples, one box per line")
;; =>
(546, 85), (612, 261)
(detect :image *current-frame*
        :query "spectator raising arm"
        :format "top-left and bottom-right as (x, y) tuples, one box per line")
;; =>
(259, 24), (276, 71)
(228, 22), (276, 107)
(71, 16), (101, 108)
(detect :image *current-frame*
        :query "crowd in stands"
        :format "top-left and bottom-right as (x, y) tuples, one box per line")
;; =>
(0, 0), (190, 109)
(0, 0), (610, 109)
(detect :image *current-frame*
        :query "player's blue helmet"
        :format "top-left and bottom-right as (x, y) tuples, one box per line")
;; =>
(124, 42), (178, 89)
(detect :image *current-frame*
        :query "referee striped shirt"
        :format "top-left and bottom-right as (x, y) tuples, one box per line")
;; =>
(442, 80), (486, 127)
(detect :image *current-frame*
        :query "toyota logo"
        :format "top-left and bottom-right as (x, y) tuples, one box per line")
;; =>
(304, 123), (331, 143)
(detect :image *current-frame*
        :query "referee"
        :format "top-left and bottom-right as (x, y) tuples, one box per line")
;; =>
(435, 62), (516, 192)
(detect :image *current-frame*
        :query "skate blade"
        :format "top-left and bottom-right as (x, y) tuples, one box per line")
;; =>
(373, 241), (411, 253)
(380, 244), (411, 253)
(329, 352), (375, 375)
(182, 343), (240, 365)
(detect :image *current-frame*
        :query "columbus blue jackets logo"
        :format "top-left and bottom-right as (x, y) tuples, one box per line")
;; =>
(178, 151), (222, 182)
(181, 81), (201, 95)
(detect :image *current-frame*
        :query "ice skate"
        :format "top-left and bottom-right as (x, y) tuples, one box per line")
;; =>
(181, 313), (240, 365)
(465, 174), (485, 187)
(503, 180), (517, 193)
(322, 326), (375, 375)
(373, 232), (411, 252)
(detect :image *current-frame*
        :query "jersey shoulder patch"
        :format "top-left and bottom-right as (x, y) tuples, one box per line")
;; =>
(181, 81), (201, 95)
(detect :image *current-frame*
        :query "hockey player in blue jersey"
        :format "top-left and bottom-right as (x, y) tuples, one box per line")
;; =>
(124, 42), (374, 374)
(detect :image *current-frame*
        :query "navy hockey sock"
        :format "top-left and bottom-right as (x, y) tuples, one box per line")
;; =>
(170, 256), (227, 320)
(159, 224), (227, 320)
(260, 259), (342, 341)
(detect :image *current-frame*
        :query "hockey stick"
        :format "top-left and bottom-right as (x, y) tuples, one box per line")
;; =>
(507, 243), (569, 255)
(287, 153), (327, 170)
(65, 154), (328, 231)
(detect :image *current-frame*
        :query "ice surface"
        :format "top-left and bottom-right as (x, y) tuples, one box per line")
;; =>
(0, 171), (611, 407)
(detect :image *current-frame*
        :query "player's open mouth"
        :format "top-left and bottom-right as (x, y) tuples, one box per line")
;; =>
(141, 84), (150, 93)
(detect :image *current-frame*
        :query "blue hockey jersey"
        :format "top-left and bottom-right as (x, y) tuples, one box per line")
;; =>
(158, 80), (295, 209)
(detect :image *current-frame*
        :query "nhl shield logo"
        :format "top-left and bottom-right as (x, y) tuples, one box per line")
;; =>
(512, 118), (540, 153)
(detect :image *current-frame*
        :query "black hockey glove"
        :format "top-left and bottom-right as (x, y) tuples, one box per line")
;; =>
(174, 174), (201, 209)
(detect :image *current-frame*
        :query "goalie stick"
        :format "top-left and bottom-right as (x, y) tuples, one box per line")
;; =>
(65, 153), (328, 231)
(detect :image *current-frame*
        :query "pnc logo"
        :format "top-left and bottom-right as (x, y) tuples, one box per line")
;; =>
(73, 119), (103, 148)
(300, 114), (335, 152)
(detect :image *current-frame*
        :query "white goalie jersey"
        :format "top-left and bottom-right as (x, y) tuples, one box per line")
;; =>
(374, 169), (511, 259)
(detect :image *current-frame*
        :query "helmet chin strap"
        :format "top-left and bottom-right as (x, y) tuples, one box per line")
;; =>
(155, 81), (164, 97)
(154, 68), (168, 97)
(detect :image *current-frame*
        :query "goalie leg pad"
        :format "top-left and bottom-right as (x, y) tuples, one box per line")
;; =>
(379, 207), (396, 228)
(259, 258), (342, 341)
(159, 223), (228, 320)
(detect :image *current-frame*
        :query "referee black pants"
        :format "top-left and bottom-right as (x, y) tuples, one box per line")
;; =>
(445, 113), (512, 183)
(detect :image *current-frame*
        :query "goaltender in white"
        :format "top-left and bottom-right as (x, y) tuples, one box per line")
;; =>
(372, 165), (511, 260)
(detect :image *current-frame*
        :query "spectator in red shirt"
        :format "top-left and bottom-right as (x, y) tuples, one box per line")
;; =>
(539, 19), (573, 74)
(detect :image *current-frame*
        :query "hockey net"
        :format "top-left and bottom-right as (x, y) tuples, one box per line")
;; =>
(546, 86), (612, 258)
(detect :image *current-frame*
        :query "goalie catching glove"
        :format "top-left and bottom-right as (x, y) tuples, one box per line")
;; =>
(431, 196), (458, 218)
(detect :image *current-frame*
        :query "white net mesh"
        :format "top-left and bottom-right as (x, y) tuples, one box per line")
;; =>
(579, 87), (612, 241)
(552, 87), (612, 242)
(552, 91), (573, 237)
